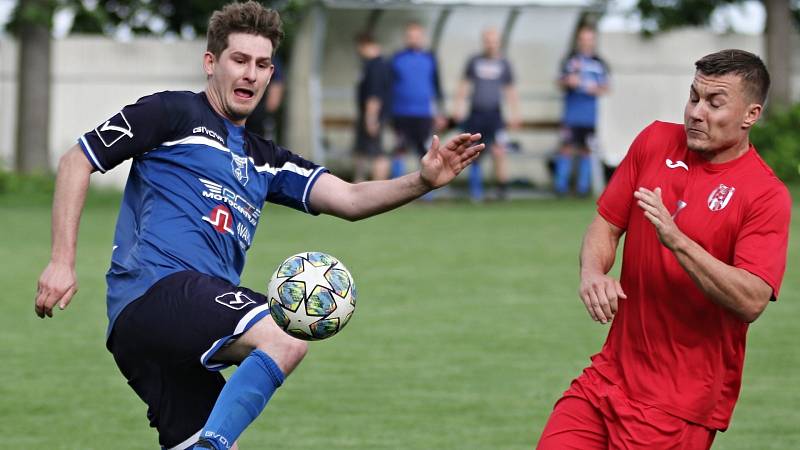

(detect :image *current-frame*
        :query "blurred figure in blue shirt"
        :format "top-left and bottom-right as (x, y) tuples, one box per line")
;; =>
(554, 25), (609, 196)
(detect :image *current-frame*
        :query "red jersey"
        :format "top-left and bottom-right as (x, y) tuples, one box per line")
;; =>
(593, 121), (791, 430)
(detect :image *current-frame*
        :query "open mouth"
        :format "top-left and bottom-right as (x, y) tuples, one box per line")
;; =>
(234, 88), (254, 99)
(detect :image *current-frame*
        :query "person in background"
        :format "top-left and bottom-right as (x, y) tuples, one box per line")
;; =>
(353, 31), (391, 182)
(246, 55), (284, 141)
(452, 27), (521, 201)
(389, 21), (446, 179)
(554, 25), (609, 196)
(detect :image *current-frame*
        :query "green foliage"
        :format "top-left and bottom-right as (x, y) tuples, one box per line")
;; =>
(0, 169), (54, 203)
(68, 0), (312, 40)
(7, 0), (59, 33)
(751, 103), (800, 183)
(635, 0), (800, 34)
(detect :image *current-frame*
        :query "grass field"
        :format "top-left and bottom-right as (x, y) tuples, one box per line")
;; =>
(2, 188), (798, 449)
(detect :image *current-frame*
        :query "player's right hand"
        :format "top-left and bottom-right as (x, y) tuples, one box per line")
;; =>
(579, 271), (626, 324)
(35, 261), (78, 318)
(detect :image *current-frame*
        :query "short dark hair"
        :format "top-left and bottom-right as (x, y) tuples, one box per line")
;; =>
(355, 31), (376, 45)
(206, 1), (284, 58)
(694, 49), (770, 104)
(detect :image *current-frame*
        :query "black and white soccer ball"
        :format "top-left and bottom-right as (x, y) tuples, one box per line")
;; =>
(268, 252), (356, 341)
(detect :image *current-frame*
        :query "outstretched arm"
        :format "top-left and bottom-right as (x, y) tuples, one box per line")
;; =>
(310, 133), (484, 221)
(635, 187), (772, 322)
(35, 145), (94, 318)
(579, 214), (627, 324)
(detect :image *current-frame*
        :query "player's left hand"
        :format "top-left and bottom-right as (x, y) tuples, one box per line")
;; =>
(634, 187), (683, 250)
(420, 133), (484, 189)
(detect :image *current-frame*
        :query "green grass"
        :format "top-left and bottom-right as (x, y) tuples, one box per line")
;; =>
(1, 191), (798, 449)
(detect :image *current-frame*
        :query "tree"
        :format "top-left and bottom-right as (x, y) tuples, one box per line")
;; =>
(11, 0), (58, 174)
(635, 0), (798, 112)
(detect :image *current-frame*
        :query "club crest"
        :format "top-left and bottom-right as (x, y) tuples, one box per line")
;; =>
(707, 184), (735, 211)
(231, 153), (249, 186)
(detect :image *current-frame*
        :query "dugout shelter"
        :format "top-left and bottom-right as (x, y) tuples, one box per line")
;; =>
(284, 0), (596, 191)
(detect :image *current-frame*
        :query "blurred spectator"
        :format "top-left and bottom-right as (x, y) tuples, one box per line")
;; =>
(452, 27), (521, 201)
(389, 21), (445, 178)
(245, 55), (285, 141)
(352, 31), (391, 182)
(554, 25), (609, 196)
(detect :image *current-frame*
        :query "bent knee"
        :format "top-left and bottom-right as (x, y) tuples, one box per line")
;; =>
(253, 331), (308, 375)
(272, 337), (307, 363)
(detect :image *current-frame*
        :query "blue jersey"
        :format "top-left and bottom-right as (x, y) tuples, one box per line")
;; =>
(390, 48), (442, 118)
(78, 91), (327, 335)
(560, 53), (609, 127)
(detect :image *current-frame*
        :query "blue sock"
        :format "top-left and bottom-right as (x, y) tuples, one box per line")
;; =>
(576, 155), (592, 195)
(390, 156), (405, 179)
(554, 154), (573, 194)
(469, 161), (483, 201)
(195, 350), (285, 450)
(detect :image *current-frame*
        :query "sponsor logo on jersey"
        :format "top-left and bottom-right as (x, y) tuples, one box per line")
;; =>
(236, 221), (252, 249)
(708, 184), (735, 211)
(95, 111), (133, 147)
(231, 153), (249, 186)
(214, 291), (256, 311)
(199, 178), (261, 226)
(665, 159), (689, 171)
(192, 126), (225, 144)
(203, 204), (234, 234)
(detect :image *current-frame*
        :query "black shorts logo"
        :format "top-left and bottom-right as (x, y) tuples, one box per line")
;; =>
(215, 291), (255, 310)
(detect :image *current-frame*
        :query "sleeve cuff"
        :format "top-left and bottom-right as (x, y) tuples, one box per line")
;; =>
(301, 167), (329, 215)
(597, 204), (627, 230)
(78, 136), (107, 173)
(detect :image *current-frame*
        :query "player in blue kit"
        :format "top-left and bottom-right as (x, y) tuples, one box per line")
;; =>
(389, 21), (445, 178)
(554, 25), (609, 196)
(33, 3), (484, 450)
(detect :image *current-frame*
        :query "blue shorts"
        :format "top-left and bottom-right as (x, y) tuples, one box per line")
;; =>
(107, 271), (270, 449)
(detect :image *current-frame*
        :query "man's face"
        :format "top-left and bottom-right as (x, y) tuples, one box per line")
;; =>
(204, 32), (274, 124)
(576, 29), (595, 55)
(482, 28), (500, 55)
(405, 25), (425, 50)
(684, 72), (759, 156)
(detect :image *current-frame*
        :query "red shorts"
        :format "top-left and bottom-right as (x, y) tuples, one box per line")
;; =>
(537, 367), (716, 450)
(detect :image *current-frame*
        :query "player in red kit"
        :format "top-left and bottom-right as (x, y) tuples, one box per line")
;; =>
(537, 49), (791, 449)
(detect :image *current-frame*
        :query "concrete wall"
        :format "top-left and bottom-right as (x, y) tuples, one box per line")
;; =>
(597, 29), (800, 166)
(1, 26), (799, 190)
(0, 35), (207, 188)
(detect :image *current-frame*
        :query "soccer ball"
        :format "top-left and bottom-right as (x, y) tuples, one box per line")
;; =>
(268, 251), (357, 341)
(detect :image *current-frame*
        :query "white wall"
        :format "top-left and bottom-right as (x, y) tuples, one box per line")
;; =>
(0, 35), (207, 188)
(596, 30), (800, 166)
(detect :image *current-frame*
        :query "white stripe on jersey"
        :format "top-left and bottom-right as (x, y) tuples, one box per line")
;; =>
(79, 135), (108, 173)
(167, 429), (201, 450)
(302, 167), (326, 213)
(161, 135), (231, 153)
(161, 135), (317, 179)
(254, 161), (315, 177)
